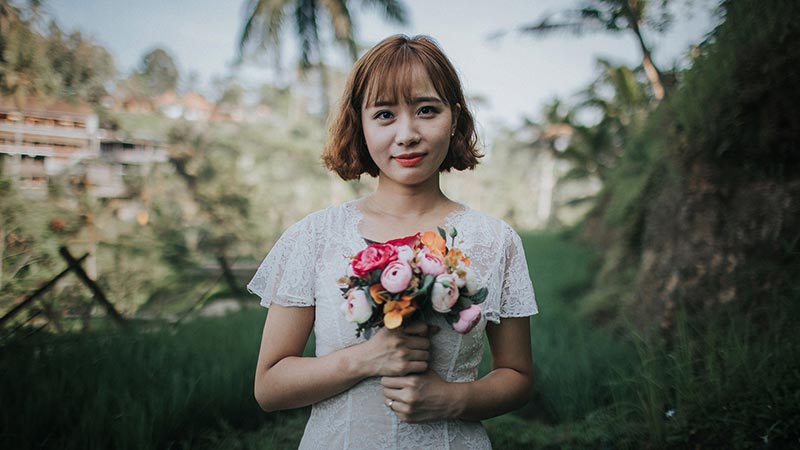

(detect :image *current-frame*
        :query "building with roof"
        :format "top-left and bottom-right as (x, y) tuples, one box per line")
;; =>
(0, 96), (167, 200)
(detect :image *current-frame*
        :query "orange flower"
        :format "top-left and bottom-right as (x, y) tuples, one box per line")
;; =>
(383, 295), (416, 329)
(446, 247), (471, 268)
(421, 230), (446, 257)
(369, 284), (392, 304)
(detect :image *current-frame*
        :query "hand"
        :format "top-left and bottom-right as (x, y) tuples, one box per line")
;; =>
(361, 321), (437, 377)
(381, 370), (459, 423)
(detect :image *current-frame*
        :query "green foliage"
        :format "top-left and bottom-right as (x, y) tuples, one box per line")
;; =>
(172, 409), (308, 450)
(0, 309), (270, 450)
(0, 4), (115, 102)
(672, 0), (800, 180)
(0, 3), (60, 99)
(238, 0), (408, 71)
(609, 295), (800, 449)
(509, 0), (671, 100)
(3, 232), (797, 449)
(45, 21), (116, 102)
(515, 233), (636, 424)
(578, 0), (800, 325)
(601, 108), (669, 228)
(138, 47), (179, 95)
(0, 175), (83, 316)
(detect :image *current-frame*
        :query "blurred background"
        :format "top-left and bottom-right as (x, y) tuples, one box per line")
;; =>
(1, 0), (798, 449)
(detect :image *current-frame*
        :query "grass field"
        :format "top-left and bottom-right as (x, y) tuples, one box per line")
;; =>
(1, 232), (797, 449)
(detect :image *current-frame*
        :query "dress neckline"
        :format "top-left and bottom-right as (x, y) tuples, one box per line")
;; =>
(342, 199), (470, 247)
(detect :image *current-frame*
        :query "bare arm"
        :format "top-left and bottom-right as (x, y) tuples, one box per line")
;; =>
(380, 316), (534, 422)
(254, 303), (434, 412)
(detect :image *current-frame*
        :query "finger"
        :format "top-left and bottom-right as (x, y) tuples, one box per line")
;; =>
(403, 321), (429, 336)
(405, 360), (428, 374)
(406, 349), (429, 362)
(393, 401), (411, 415)
(383, 387), (401, 402)
(404, 336), (431, 350)
(381, 376), (411, 389)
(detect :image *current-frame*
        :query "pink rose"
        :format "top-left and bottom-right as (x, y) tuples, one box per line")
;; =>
(351, 243), (397, 277)
(416, 249), (446, 276)
(452, 304), (482, 334)
(431, 274), (459, 313)
(380, 260), (413, 293)
(341, 289), (372, 323)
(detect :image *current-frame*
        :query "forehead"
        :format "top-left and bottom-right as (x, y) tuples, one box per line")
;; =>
(362, 60), (446, 108)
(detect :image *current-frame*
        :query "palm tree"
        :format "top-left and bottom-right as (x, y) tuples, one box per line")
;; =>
(238, 0), (408, 114)
(497, 0), (670, 100)
(522, 60), (651, 187)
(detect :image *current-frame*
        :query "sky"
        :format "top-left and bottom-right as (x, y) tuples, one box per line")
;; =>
(47, 0), (719, 134)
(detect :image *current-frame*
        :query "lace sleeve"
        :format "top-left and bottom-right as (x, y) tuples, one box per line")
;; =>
(246, 217), (317, 308)
(487, 223), (538, 323)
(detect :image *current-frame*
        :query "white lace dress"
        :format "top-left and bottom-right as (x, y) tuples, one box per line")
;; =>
(247, 200), (538, 450)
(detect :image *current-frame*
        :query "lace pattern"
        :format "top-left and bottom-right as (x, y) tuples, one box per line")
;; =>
(247, 200), (538, 449)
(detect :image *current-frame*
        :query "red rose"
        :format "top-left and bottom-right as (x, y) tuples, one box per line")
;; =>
(386, 232), (421, 248)
(351, 243), (398, 277)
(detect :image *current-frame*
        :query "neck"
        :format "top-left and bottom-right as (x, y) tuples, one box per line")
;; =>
(368, 173), (449, 218)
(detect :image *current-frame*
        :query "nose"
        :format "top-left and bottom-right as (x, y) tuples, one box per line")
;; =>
(394, 116), (421, 147)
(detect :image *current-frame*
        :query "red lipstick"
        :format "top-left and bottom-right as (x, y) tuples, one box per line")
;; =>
(394, 152), (426, 167)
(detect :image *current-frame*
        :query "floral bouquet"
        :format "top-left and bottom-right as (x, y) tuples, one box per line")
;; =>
(339, 227), (488, 338)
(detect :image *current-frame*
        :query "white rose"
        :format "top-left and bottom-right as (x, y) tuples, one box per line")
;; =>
(341, 289), (372, 323)
(465, 269), (482, 295)
(431, 274), (459, 313)
(396, 245), (415, 263)
(454, 263), (468, 288)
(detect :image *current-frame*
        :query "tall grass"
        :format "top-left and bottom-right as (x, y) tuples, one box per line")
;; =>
(487, 233), (800, 449)
(610, 295), (800, 449)
(4, 232), (796, 449)
(0, 309), (270, 450)
(515, 232), (635, 423)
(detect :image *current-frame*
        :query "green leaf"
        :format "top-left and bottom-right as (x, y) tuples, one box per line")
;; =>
(363, 287), (379, 307)
(412, 275), (435, 299)
(437, 226), (447, 241)
(463, 287), (488, 305)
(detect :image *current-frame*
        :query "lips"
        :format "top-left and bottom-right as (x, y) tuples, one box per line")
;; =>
(393, 152), (427, 167)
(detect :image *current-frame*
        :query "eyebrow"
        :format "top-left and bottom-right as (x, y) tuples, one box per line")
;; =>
(370, 96), (444, 107)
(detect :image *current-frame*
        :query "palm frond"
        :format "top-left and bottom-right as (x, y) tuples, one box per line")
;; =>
(321, 0), (357, 60)
(237, 0), (288, 65)
(518, 17), (596, 37)
(359, 0), (409, 25)
(294, 0), (318, 70)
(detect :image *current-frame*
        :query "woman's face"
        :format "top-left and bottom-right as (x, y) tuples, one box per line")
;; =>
(361, 66), (456, 188)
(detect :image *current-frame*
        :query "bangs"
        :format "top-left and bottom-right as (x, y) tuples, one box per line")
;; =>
(360, 46), (450, 109)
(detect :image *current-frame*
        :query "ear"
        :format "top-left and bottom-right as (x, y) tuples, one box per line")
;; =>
(451, 103), (462, 134)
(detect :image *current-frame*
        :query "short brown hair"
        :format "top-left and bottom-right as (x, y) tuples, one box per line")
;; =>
(323, 34), (482, 180)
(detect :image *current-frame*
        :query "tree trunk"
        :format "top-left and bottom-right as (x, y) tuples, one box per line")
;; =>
(630, 20), (666, 100)
(216, 253), (243, 295)
(0, 223), (4, 291)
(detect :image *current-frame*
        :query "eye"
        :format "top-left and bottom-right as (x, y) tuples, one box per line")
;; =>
(374, 110), (394, 120)
(418, 105), (439, 116)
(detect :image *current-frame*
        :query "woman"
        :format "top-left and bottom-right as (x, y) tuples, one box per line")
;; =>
(247, 34), (538, 450)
